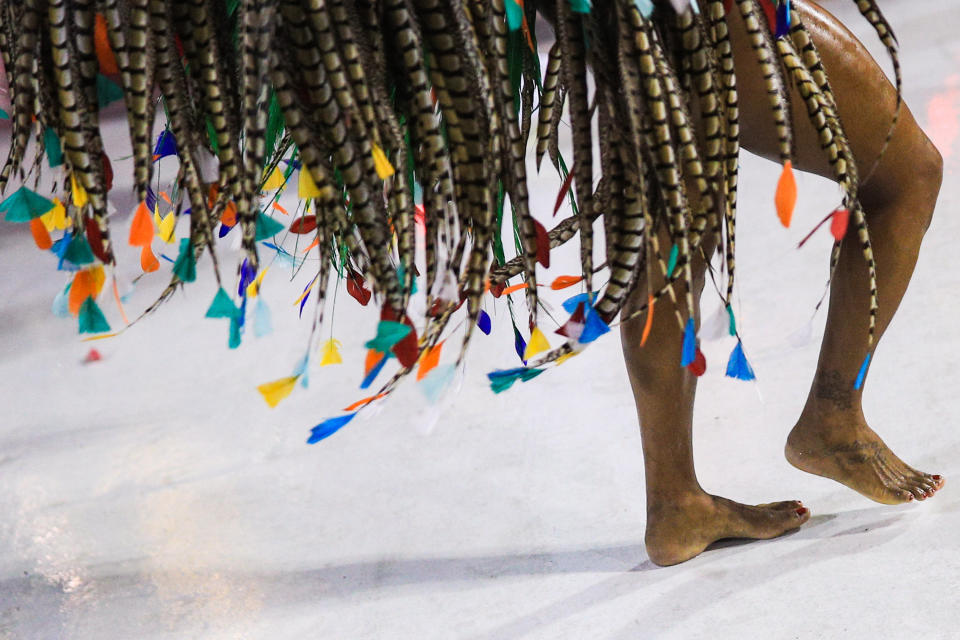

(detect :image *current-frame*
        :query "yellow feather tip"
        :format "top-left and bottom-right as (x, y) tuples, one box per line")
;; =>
(320, 339), (343, 366)
(257, 375), (300, 408)
(70, 173), (89, 209)
(371, 144), (395, 180)
(523, 326), (550, 361)
(298, 167), (323, 199)
(263, 166), (286, 191)
(158, 212), (176, 243)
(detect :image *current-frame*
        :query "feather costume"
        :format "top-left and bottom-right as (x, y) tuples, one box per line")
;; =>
(0, 0), (899, 442)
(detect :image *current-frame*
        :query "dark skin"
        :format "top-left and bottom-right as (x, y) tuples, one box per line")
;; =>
(621, 1), (945, 566)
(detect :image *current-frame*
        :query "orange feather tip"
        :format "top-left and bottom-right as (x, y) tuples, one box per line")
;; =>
(220, 202), (237, 227)
(500, 282), (528, 296)
(342, 393), (388, 412)
(30, 217), (52, 250)
(67, 267), (105, 316)
(417, 342), (444, 381)
(140, 245), (159, 272)
(128, 201), (154, 246)
(775, 160), (797, 228)
(640, 295), (656, 347)
(364, 349), (385, 376)
(93, 14), (119, 75)
(550, 275), (583, 290)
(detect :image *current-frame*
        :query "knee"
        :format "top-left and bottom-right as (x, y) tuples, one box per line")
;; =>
(916, 139), (944, 232)
(862, 131), (943, 234)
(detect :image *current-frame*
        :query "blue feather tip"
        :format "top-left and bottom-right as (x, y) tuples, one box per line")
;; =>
(680, 317), (696, 367)
(725, 341), (756, 381)
(308, 412), (357, 444)
(853, 353), (871, 390)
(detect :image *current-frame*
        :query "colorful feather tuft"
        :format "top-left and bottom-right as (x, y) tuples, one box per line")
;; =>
(257, 376), (299, 408)
(417, 342), (443, 381)
(140, 246), (160, 273)
(298, 168), (323, 199)
(172, 239), (197, 282)
(263, 166), (286, 191)
(30, 218), (52, 250)
(487, 367), (545, 394)
(534, 219), (550, 268)
(681, 317), (696, 367)
(556, 303), (586, 340)
(478, 309), (492, 335)
(321, 339), (343, 366)
(854, 352), (871, 390)
(775, 161), (797, 228)
(578, 306), (611, 344)
(307, 412), (358, 444)
(513, 326), (527, 364)
(371, 144), (395, 179)
(289, 215), (317, 234)
(206, 288), (238, 318)
(1, 187), (55, 222)
(523, 327), (551, 360)
(360, 353), (389, 389)
(153, 129), (177, 160)
(687, 348), (707, 377)
(641, 295), (656, 346)
(129, 202), (154, 246)
(365, 320), (412, 353)
(550, 275), (583, 290)
(421, 363), (457, 404)
(830, 208), (850, 241)
(725, 341), (756, 381)
(347, 273), (372, 306)
(667, 244), (679, 276)
(78, 298), (110, 334)
(254, 211), (285, 241)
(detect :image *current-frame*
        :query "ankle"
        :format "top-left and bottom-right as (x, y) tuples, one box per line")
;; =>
(796, 399), (865, 432)
(646, 487), (711, 516)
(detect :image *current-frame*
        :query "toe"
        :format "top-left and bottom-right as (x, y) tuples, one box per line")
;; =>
(883, 487), (914, 504)
(924, 479), (942, 497)
(756, 500), (803, 511)
(904, 483), (927, 501)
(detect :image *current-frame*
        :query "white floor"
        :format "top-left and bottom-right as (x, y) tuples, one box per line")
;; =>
(2, 2), (959, 638)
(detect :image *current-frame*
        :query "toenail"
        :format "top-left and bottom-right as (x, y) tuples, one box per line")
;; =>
(933, 475), (942, 481)
(796, 507), (808, 516)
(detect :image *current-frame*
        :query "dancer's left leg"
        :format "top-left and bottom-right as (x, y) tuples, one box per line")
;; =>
(726, 1), (945, 504)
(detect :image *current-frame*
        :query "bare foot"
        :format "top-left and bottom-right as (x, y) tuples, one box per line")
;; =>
(786, 415), (944, 505)
(644, 493), (810, 566)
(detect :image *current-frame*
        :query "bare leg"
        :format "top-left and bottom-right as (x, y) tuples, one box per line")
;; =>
(622, 236), (809, 567)
(730, 2), (944, 503)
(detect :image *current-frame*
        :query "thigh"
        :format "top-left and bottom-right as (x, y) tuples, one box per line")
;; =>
(728, 0), (919, 190)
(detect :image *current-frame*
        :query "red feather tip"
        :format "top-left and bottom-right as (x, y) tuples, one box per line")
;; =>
(830, 208), (850, 241)
(534, 219), (550, 268)
(289, 215), (317, 234)
(553, 167), (576, 217)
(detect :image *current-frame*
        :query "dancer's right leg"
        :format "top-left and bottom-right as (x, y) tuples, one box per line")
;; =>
(621, 236), (810, 567)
